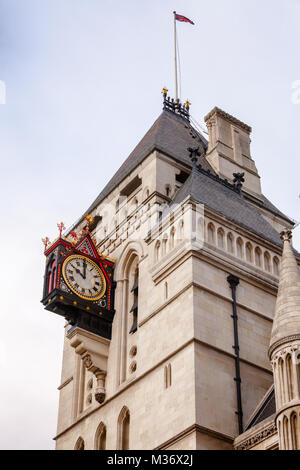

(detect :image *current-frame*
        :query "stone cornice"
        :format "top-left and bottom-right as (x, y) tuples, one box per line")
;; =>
(156, 423), (233, 450)
(204, 106), (252, 133)
(269, 334), (300, 358)
(234, 417), (277, 450)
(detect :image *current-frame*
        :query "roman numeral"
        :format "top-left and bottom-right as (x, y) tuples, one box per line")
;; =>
(70, 276), (75, 282)
(81, 288), (85, 293)
(93, 287), (98, 292)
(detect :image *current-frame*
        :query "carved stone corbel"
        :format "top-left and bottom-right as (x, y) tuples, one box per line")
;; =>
(67, 327), (110, 405)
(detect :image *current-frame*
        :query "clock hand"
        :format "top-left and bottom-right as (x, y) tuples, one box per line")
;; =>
(83, 259), (87, 280)
(70, 264), (84, 279)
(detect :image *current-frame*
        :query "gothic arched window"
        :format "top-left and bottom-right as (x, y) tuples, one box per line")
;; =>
(246, 242), (253, 263)
(273, 256), (280, 276)
(95, 422), (106, 450)
(74, 437), (85, 450)
(255, 247), (262, 267)
(117, 407), (130, 450)
(227, 233), (234, 254)
(236, 237), (243, 259)
(264, 252), (271, 272)
(45, 254), (57, 296)
(217, 228), (225, 249)
(129, 264), (139, 334)
(207, 223), (215, 244)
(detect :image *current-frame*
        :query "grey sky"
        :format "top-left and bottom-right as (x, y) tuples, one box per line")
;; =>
(0, 0), (299, 449)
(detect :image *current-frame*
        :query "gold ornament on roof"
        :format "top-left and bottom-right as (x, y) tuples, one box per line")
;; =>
(42, 237), (50, 251)
(57, 222), (66, 238)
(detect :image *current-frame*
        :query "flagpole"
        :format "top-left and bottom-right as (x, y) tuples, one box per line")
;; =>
(173, 11), (178, 101)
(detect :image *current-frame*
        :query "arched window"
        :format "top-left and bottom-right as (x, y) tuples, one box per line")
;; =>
(246, 242), (253, 263)
(273, 256), (280, 276)
(264, 252), (271, 272)
(236, 237), (243, 259)
(255, 247), (262, 267)
(95, 422), (106, 450)
(286, 354), (294, 401)
(170, 227), (175, 250)
(162, 236), (168, 257)
(207, 223), (215, 244)
(217, 228), (225, 249)
(227, 232), (234, 254)
(283, 415), (289, 449)
(117, 407), (130, 450)
(179, 220), (184, 241)
(74, 437), (85, 450)
(129, 264), (139, 334)
(45, 255), (57, 296)
(291, 413), (298, 450)
(155, 241), (161, 262)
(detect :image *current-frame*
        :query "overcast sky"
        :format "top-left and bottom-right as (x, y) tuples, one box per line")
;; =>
(0, 0), (299, 450)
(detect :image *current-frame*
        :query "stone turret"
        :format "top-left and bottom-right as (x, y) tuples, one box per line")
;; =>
(269, 230), (300, 450)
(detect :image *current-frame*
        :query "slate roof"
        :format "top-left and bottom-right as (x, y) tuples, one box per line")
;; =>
(85, 110), (211, 215)
(246, 386), (275, 430)
(81, 107), (293, 234)
(170, 167), (283, 247)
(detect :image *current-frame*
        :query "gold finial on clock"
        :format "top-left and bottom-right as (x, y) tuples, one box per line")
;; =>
(57, 222), (66, 238)
(42, 237), (50, 251)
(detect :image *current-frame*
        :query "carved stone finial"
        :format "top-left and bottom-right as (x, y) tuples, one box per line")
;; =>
(280, 230), (292, 243)
(233, 172), (245, 194)
(188, 146), (201, 167)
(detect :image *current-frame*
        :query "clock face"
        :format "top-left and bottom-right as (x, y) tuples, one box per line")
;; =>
(62, 254), (106, 301)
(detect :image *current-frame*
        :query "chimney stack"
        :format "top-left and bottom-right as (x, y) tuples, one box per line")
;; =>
(204, 107), (262, 199)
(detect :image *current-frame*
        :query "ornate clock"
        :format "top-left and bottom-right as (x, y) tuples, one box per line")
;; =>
(41, 227), (116, 339)
(62, 254), (106, 301)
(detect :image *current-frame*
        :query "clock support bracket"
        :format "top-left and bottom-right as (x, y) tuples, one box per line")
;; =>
(67, 327), (110, 404)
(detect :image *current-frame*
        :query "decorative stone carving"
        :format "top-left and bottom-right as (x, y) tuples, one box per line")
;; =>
(235, 421), (277, 450)
(67, 327), (110, 405)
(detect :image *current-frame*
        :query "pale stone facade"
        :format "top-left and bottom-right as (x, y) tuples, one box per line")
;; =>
(52, 95), (299, 450)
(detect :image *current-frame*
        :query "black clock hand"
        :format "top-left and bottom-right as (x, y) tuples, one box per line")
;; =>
(71, 264), (84, 279)
(83, 259), (87, 279)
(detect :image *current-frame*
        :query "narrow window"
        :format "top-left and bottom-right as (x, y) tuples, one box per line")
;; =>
(74, 437), (85, 450)
(155, 241), (161, 261)
(170, 227), (175, 249)
(129, 267), (139, 334)
(207, 223), (215, 244)
(118, 407), (130, 450)
(273, 257), (280, 276)
(255, 247), (262, 267)
(95, 422), (106, 450)
(217, 228), (225, 249)
(246, 242), (253, 263)
(264, 252), (271, 272)
(236, 238), (243, 259)
(227, 233), (234, 254)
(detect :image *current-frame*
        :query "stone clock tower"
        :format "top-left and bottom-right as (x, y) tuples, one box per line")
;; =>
(42, 91), (299, 450)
